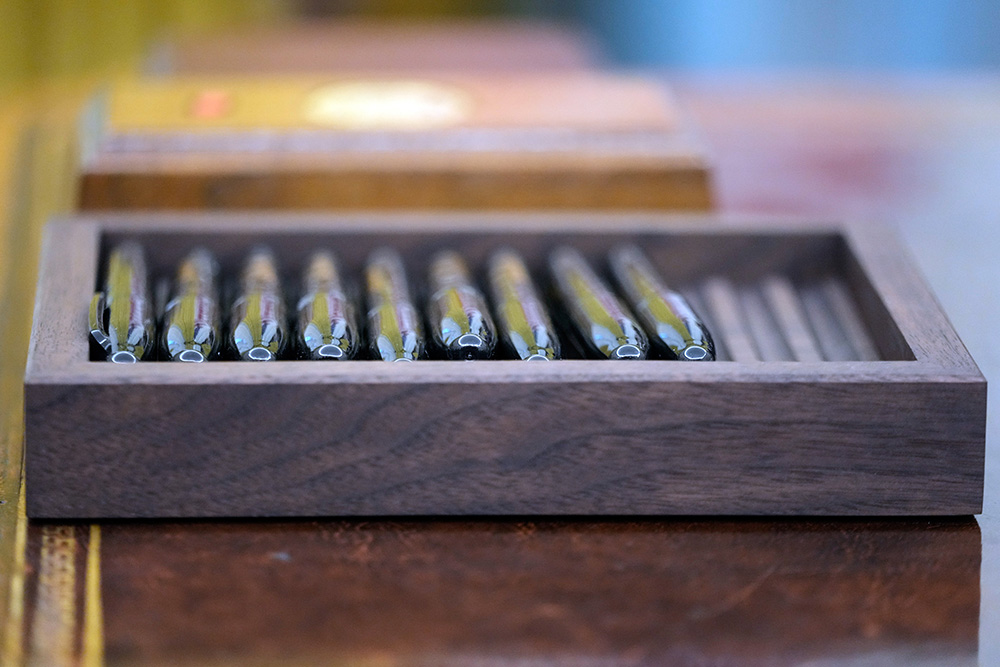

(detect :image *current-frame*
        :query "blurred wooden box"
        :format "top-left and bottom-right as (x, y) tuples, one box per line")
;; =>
(149, 19), (601, 74)
(77, 75), (713, 211)
(24, 213), (984, 519)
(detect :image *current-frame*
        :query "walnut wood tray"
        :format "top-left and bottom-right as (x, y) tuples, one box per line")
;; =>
(24, 214), (985, 518)
(76, 74), (712, 211)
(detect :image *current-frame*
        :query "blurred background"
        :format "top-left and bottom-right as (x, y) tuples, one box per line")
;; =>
(551, 0), (1000, 70)
(3, 0), (1000, 92)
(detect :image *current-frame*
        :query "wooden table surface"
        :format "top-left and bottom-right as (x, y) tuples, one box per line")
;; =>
(1, 73), (997, 665)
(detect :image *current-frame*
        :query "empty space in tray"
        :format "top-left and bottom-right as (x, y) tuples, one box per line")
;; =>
(95, 227), (912, 363)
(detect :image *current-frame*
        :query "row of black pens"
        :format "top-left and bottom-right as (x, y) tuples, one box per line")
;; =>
(89, 242), (715, 363)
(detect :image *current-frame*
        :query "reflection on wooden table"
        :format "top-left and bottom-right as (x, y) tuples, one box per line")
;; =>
(19, 518), (979, 665)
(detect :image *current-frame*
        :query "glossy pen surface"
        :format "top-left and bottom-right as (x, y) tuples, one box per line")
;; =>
(487, 249), (559, 360)
(549, 247), (648, 360)
(365, 248), (424, 362)
(610, 245), (715, 361)
(296, 250), (358, 360)
(427, 251), (496, 360)
(229, 247), (287, 361)
(90, 241), (154, 363)
(162, 248), (220, 362)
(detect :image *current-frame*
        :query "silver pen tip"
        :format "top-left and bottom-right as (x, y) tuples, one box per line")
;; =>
(452, 333), (490, 360)
(611, 344), (644, 360)
(457, 333), (485, 348)
(177, 349), (206, 363)
(682, 345), (710, 361)
(110, 350), (139, 363)
(243, 347), (275, 361)
(313, 344), (345, 360)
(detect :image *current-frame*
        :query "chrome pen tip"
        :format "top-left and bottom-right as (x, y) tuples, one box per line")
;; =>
(176, 349), (207, 363)
(451, 333), (491, 360)
(313, 343), (345, 360)
(681, 345), (711, 361)
(457, 333), (485, 348)
(243, 347), (275, 361)
(110, 350), (139, 364)
(611, 344), (645, 360)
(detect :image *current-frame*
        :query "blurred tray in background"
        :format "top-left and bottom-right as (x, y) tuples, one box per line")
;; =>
(77, 74), (713, 211)
(148, 19), (602, 75)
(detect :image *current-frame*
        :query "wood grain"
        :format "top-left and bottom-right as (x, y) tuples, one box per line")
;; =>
(23, 214), (986, 518)
(95, 517), (980, 665)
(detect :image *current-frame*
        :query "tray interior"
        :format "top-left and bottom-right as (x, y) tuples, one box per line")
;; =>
(95, 228), (913, 363)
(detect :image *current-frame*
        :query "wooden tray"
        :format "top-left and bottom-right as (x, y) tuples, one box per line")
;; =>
(76, 74), (712, 211)
(24, 214), (985, 518)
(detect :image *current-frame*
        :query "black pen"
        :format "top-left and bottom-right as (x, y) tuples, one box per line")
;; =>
(427, 250), (496, 360)
(228, 246), (288, 361)
(162, 247), (221, 362)
(89, 241), (155, 363)
(365, 248), (425, 362)
(487, 249), (559, 360)
(549, 246), (648, 360)
(296, 250), (359, 360)
(609, 244), (715, 361)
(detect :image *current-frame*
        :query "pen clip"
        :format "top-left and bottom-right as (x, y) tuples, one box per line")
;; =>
(89, 291), (111, 353)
